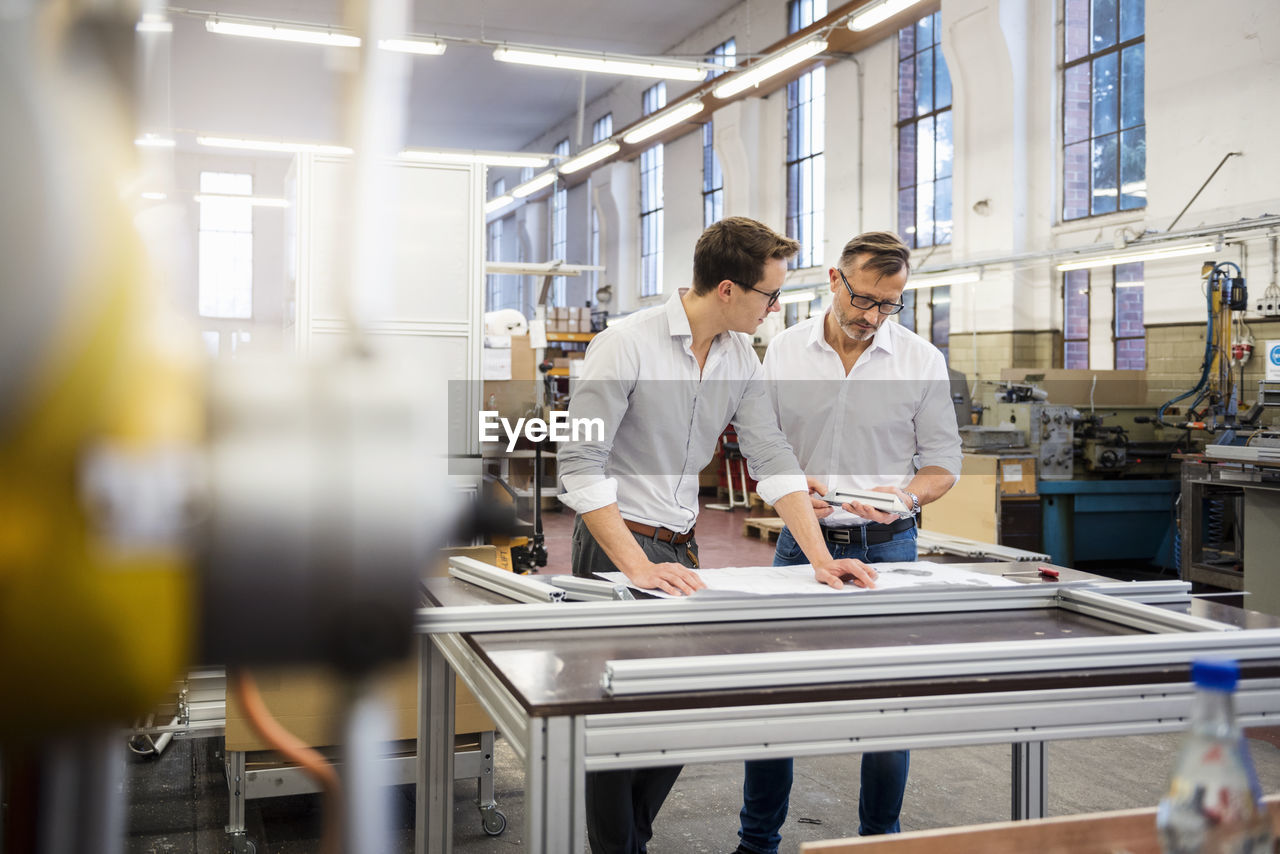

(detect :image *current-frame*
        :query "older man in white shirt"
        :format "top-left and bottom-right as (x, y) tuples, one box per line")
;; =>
(558, 217), (879, 854)
(735, 231), (962, 854)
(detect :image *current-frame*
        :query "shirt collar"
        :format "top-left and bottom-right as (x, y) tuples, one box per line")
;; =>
(665, 289), (693, 338)
(810, 308), (897, 356)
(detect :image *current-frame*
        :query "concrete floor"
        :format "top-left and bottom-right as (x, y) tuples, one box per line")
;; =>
(125, 727), (1280, 853)
(124, 501), (1280, 851)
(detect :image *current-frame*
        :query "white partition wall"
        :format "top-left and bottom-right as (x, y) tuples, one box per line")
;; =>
(287, 153), (485, 482)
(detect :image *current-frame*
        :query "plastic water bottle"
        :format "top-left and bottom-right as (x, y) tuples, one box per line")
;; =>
(1156, 659), (1273, 853)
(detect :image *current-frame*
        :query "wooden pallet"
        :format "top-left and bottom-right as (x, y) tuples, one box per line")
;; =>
(742, 517), (786, 542)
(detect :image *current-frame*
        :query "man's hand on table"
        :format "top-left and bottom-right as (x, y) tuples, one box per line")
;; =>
(813, 558), (878, 590)
(625, 560), (706, 596)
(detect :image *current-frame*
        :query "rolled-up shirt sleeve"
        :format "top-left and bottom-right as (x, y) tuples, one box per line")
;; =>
(731, 357), (808, 506)
(557, 331), (635, 514)
(913, 353), (963, 475)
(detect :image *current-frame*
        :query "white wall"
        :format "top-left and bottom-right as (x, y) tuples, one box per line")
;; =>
(664, 129), (706, 298)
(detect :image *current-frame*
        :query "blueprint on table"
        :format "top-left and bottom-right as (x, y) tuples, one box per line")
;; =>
(598, 561), (1021, 598)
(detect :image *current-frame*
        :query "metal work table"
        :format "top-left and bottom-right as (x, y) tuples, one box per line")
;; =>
(1179, 455), (1280, 613)
(414, 562), (1280, 854)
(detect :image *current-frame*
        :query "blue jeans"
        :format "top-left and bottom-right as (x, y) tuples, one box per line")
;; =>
(738, 525), (917, 854)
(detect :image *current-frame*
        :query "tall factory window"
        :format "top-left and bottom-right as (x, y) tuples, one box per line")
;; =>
(1063, 0), (1145, 220)
(703, 38), (735, 228)
(198, 171), (253, 319)
(898, 290), (917, 333)
(930, 286), (950, 363)
(785, 0), (826, 270)
(586, 118), (610, 299)
(550, 139), (570, 306)
(897, 10), (953, 249)
(639, 82), (666, 297)
(592, 113), (613, 144)
(1064, 269), (1091, 368)
(1113, 261), (1145, 369)
(486, 217), (504, 310)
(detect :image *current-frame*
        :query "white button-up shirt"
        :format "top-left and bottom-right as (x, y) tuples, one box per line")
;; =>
(762, 311), (962, 527)
(558, 291), (808, 533)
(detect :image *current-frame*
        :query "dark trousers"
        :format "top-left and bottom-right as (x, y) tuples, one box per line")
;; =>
(571, 515), (698, 854)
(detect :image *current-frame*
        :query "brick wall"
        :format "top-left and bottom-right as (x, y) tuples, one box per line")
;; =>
(949, 330), (1060, 383)
(1145, 320), (1280, 408)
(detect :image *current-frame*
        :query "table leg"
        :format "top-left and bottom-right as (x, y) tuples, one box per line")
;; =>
(525, 715), (585, 854)
(1011, 740), (1047, 820)
(417, 634), (455, 854)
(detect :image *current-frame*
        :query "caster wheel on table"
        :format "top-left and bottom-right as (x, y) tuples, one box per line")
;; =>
(480, 806), (507, 836)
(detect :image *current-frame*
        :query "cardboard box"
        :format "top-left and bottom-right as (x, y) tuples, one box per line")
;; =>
(225, 546), (499, 752)
(998, 368), (1146, 407)
(481, 334), (538, 419)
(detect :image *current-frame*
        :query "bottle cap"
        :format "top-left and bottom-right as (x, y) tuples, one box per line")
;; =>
(1192, 658), (1239, 691)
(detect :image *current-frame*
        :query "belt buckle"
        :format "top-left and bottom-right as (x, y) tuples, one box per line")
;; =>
(826, 527), (852, 544)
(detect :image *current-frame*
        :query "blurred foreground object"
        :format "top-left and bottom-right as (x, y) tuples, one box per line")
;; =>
(1156, 660), (1273, 853)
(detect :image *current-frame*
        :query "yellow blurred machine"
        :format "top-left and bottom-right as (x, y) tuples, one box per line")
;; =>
(0, 2), (199, 743)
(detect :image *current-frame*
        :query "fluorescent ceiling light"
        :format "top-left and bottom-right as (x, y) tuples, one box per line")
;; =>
(906, 271), (981, 290)
(511, 170), (557, 199)
(485, 194), (515, 214)
(1055, 242), (1217, 272)
(492, 46), (706, 81)
(621, 101), (705, 145)
(134, 134), (176, 148)
(205, 18), (360, 48)
(194, 194), (290, 208)
(401, 148), (550, 168)
(558, 141), (621, 175)
(847, 0), (927, 32)
(197, 136), (353, 155)
(377, 37), (446, 55)
(778, 289), (817, 305)
(712, 38), (827, 99)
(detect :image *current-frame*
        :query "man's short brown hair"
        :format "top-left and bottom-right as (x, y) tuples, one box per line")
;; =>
(692, 217), (800, 295)
(837, 231), (912, 283)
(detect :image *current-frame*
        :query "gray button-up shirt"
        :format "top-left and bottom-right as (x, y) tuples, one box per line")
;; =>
(558, 291), (807, 533)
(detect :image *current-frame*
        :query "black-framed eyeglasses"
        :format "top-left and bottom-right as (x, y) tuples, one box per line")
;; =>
(731, 280), (782, 309)
(838, 269), (904, 315)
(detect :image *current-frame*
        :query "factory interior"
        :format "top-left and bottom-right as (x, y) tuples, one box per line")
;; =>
(4, 0), (1280, 852)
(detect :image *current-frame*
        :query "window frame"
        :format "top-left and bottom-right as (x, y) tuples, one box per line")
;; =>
(703, 38), (736, 229)
(785, 0), (827, 270)
(639, 83), (667, 298)
(592, 114), (613, 145)
(896, 10), (954, 250)
(1112, 261), (1145, 369)
(1061, 0), (1146, 221)
(197, 170), (254, 320)
(550, 139), (570, 306)
(1063, 268), (1092, 368)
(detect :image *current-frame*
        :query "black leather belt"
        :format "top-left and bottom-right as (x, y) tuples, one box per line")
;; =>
(624, 519), (695, 545)
(822, 517), (915, 545)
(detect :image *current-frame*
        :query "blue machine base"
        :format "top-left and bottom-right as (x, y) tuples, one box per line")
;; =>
(1038, 479), (1180, 569)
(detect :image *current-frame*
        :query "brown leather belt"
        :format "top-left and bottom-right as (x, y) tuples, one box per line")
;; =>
(624, 519), (695, 545)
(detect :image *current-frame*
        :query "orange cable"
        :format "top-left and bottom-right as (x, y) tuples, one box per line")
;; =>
(231, 670), (343, 854)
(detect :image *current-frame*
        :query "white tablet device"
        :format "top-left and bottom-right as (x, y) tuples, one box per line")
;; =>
(821, 488), (909, 515)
